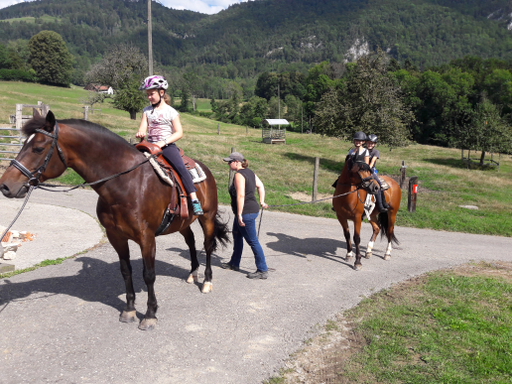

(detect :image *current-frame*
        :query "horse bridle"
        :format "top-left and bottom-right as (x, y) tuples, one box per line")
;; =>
(10, 121), (67, 188)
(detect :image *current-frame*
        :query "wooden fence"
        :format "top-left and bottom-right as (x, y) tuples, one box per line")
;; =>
(0, 102), (49, 161)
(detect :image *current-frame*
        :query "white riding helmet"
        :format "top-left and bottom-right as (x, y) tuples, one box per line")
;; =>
(139, 75), (168, 90)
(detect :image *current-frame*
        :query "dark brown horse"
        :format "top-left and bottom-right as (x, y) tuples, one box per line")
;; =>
(0, 111), (228, 330)
(332, 157), (401, 270)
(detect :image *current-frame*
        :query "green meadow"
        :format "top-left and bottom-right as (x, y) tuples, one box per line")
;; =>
(1, 81), (511, 236)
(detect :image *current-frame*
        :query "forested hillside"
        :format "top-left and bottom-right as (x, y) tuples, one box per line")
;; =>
(1, 0), (512, 94)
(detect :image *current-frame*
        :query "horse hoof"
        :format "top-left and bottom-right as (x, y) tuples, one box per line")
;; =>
(364, 252), (372, 259)
(119, 310), (137, 323)
(186, 273), (198, 284)
(353, 264), (362, 271)
(201, 281), (213, 294)
(138, 318), (157, 331)
(345, 256), (353, 262)
(384, 254), (391, 261)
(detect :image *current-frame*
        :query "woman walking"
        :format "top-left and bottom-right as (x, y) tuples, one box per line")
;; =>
(221, 151), (269, 279)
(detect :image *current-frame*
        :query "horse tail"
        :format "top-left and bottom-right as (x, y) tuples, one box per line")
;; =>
(378, 212), (400, 246)
(211, 210), (230, 253)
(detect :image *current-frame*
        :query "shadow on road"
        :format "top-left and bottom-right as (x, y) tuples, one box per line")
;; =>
(265, 232), (357, 269)
(0, 254), (211, 316)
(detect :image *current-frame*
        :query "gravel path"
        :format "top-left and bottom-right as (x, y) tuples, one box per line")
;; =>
(1, 189), (511, 384)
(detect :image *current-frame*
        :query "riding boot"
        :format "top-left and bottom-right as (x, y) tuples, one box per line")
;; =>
(332, 179), (338, 188)
(381, 190), (390, 209)
(375, 190), (388, 212)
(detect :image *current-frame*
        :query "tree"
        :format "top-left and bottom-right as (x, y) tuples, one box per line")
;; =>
(85, 44), (147, 90)
(112, 76), (148, 120)
(314, 51), (413, 148)
(470, 97), (511, 165)
(28, 31), (73, 87)
(86, 44), (148, 119)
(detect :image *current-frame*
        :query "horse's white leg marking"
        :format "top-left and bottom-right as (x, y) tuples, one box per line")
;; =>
(384, 242), (392, 260)
(186, 269), (198, 284)
(201, 281), (212, 294)
(365, 241), (374, 258)
(346, 250), (355, 259)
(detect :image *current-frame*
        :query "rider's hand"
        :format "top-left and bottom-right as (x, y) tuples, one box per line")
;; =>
(261, 202), (268, 209)
(135, 131), (145, 139)
(238, 215), (245, 227)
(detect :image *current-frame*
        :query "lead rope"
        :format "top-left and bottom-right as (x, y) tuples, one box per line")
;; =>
(0, 185), (35, 244)
(256, 188), (360, 237)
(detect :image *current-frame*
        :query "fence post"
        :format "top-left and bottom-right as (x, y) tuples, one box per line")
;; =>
(312, 157), (319, 202)
(217, 123), (220, 135)
(228, 147), (236, 187)
(400, 160), (407, 189)
(246, 126), (248, 135)
(407, 176), (418, 213)
(15, 104), (23, 131)
(83, 106), (89, 120)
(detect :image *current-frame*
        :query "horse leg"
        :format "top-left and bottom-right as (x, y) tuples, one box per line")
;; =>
(353, 219), (363, 271)
(384, 210), (398, 261)
(107, 232), (137, 324)
(180, 227), (199, 284)
(338, 217), (354, 261)
(365, 220), (380, 259)
(354, 220), (363, 271)
(138, 235), (158, 331)
(199, 215), (215, 294)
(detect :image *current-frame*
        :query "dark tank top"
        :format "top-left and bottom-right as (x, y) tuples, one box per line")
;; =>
(229, 168), (260, 215)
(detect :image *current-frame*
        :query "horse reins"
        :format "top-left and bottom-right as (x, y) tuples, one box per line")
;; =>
(1, 123), (154, 242)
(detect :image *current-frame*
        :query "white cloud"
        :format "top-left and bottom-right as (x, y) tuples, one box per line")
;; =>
(0, 0), (250, 15)
(0, 0), (33, 10)
(160, 0), (250, 15)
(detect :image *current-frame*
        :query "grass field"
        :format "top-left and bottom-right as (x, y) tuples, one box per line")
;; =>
(2, 15), (61, 24)
(268, 261), (512, 384)
(1, 81), (511, 236)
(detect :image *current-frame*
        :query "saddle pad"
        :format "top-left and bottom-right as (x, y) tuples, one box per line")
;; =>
(378, 176), (390, 191)
(144, 152), (206, 185)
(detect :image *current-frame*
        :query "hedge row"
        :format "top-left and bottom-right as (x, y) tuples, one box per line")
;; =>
(0, 69), (36, 82)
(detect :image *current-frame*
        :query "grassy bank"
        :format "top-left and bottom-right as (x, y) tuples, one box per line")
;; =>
(269, 261), (512, 384)
(1, 81), (511, 236)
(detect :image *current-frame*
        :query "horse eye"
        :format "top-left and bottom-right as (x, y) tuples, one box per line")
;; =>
(32, 147), (44, 154)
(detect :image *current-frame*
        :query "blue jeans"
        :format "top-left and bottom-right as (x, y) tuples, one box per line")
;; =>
(229, 212), (268, 272)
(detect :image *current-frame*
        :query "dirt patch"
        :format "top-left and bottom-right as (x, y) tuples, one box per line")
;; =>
(276, 261), (512, 383)
(288, 192), (332, 202)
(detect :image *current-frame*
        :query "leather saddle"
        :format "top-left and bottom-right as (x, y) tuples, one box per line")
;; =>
(135, 140), (194, 221)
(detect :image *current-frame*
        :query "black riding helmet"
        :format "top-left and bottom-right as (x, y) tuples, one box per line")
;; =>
(366, 134), (378, 143)
(353, 131), (367, 141)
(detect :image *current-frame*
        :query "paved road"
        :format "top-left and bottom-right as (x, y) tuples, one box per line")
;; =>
(1, 189), (511, 384)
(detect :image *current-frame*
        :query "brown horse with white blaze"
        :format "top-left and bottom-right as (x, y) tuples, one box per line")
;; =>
(332, 157), (401, 270)
(0, 111), (229, 331)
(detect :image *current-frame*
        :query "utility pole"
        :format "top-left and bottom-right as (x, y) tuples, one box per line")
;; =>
(148, 0), (153, 75)
(278, 84), (280, 129)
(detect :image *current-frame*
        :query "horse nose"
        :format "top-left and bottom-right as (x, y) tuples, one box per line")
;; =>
(0, 183), (11, 197)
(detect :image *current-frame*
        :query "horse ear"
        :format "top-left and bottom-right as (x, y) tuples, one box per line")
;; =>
(43, 110), (56, 132)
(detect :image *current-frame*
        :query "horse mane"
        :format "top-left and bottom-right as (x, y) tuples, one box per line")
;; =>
(22, 116), (47, 136)
(356, 162), (371, 172)
(22, 117), (134, 150)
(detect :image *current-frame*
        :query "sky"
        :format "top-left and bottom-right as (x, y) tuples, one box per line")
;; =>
(0, 0), (251, 14)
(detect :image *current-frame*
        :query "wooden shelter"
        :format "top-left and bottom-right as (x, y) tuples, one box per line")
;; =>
(262, 119), (288, 144)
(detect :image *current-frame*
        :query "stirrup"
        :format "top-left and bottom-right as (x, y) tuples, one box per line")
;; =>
(191, 200), (204, 216)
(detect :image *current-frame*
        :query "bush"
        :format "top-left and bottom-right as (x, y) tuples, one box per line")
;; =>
(0, 69), (36, 82)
